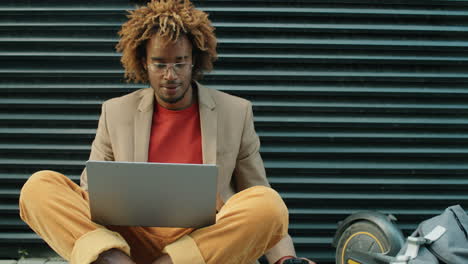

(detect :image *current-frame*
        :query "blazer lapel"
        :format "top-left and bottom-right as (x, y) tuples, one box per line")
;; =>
(197, 82), (217, 165)
(134, 88), (154, 162)
(197, 83), (225, 210)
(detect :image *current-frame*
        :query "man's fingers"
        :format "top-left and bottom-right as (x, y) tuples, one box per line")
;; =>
(299, 257), (316, 264)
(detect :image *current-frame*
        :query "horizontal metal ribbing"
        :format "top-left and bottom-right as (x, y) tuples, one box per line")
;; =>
(4, 52), (468, 64)
(0, 7), (467, 17)
(1, 1), (468, 263)
(2, 114), (468, 125)
(2, 84), (468, 96)
(2, 37), (468, 49)
(3, 23), (468, 34)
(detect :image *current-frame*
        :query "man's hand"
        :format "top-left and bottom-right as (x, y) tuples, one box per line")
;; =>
(282, 257), (317, 264)
(299, 257), (317, 264)
(91, 248), (136, 264)
(151, 254), (173, 264)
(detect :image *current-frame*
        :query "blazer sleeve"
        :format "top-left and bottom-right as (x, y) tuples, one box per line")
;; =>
(233, 101), (270, 190)
(80, 102), (114, 190)
(233, 102), (297, 263)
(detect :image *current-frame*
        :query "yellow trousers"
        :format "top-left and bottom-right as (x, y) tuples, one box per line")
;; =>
(19, 170), (288, 264)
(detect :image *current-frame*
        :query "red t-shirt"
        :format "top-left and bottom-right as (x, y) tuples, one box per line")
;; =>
(147, 102), (203, 164)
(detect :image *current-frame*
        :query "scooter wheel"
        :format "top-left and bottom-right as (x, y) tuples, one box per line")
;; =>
(335, 220), (391, 264)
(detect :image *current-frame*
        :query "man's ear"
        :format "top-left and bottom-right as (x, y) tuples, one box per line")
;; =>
(142, 57), (148, 70)
(191, 52), (196, 66)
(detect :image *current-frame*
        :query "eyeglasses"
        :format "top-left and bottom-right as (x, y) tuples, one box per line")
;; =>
(148, 62), (193, 74)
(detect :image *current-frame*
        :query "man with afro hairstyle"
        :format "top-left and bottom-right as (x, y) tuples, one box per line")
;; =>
(19, 1), (316, 264)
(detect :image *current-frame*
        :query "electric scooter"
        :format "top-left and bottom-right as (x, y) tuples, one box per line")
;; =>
(333, 211), (405, 264)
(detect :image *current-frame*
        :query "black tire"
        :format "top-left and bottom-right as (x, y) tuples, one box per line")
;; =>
(335, 220), (391, 264)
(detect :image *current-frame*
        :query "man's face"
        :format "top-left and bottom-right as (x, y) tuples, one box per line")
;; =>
(144, 34), (193, 110)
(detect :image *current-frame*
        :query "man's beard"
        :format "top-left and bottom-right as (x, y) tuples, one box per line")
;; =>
(159, 83), (190, 104)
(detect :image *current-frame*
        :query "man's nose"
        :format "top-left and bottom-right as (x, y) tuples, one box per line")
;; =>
(163, 66), (177, 80)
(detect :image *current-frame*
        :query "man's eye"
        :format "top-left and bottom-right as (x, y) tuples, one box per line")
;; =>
(155, 64), (166, 69)
(174, 63), (185, 69)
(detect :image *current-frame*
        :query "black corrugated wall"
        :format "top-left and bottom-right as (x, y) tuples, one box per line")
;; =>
(1, 0), (468, 263)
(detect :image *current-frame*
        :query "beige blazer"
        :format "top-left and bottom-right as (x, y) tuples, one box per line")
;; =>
(80, 83), (294, 263)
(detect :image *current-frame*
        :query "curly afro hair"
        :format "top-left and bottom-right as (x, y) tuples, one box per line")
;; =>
(116, 0), (218, 83)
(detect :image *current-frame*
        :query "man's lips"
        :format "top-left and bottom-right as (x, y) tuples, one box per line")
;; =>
(162, 84), (180, 95)
(162, 84), (180, 89)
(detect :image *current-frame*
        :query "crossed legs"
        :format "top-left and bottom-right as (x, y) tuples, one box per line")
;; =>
(19, 170), (288, 264)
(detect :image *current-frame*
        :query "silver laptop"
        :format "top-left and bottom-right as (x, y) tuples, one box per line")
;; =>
(86, 161), (217, 228)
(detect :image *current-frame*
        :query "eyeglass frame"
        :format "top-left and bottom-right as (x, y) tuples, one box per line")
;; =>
(147, 62), (194, 74)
